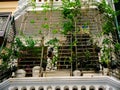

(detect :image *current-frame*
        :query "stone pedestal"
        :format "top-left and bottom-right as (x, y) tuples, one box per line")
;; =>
(32, 66), (43, 77)
(103, 68), (109, 75)
(16, 69), (26, 78)
(73, 70), (80, 76)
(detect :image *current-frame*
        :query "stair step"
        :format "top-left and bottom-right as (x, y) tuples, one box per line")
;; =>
(43, 70), (70, 77)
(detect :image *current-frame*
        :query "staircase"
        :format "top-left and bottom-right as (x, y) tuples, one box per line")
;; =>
(57, 34), (72, 70)
(76, 34), (99, 71)
(0, 12), (16, 46)
(0, 12), (16, 82)
(57, 8), (100, 72)
(18, 46), (47, 77)
(0, 13), (10, 46)
(57, 33), (99, 72)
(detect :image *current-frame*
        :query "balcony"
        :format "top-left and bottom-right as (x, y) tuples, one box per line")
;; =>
(14, 0), (99, 19)
(0, 76), (120, 90)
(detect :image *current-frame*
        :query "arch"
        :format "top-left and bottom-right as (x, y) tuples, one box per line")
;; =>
(89, 86), (95, 90)
(98, 86), (105, 90)
(30, 86), (35, 90)
(55, 86), (61, 90)
(47, 86), (52, 90)
(38, 86), (44, 90)
(12, 87), (18, 90)
(72, 86), (78, 90)
(64, 86), (69, 90)
(81, 86), (86, 90)
(21, 87), (27, 90)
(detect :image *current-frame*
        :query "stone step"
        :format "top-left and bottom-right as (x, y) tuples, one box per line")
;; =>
(43, 70), (71, 77)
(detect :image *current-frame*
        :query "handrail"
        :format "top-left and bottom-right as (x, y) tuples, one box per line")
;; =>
(0, 76), (120, 90)
(0, 13), (11, 35)
(0, 12), (16, 82)
(0, 12), (15, 53)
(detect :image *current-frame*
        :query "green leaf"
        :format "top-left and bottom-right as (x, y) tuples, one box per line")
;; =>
(46, 38), (59, 46)
(30, 20), (35, 24)
(52, 29), (58, 34)
(102, 38), (111, 44)
(38, 30), (42, 34)
(42, 24), (49, 29)
(25, 36), (37, 48)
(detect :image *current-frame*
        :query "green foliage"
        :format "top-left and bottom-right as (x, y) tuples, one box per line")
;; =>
(69, 57), (72, 64)
(62, 21), (74, 34)
(0, 48), (12, 62)
(42, 24), (49, 29)
(97, 0), (120, 35)
(15, 37), (25, 50)
(30, 19), (35, 24)
(84, 50), (91, 60)
(97, 0), (115, 16)
(0, 47), (13, 69)
(62, 0), (81, 20)
(102, 38), (111, 44)
(46, 38), (59, 46)
(52, 55), (58, 65)
(62, 0), (81, 35)
(38, 29), (42, 34)
(114, 0), (119, 3)
(115, 42), (120, 52)
(41, 2), (50, 12)
(100, 37), (113, 68)
(62, 8), (72, 19)
(102, 20), (115, 35)
(30, 0), (36, 9)
(100, 45), (111, 67)
(96, 0), (120, 69)
(25, 36), (37, 48)
(52, 29), (58, 34)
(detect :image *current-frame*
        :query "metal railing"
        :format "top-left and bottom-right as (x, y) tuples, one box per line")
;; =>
(0, 12), (16, 83)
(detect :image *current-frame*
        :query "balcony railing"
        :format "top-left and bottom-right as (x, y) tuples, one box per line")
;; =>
(14, 0), (99, 19)
(0, 76), (120, 90)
